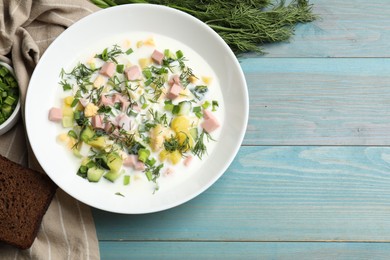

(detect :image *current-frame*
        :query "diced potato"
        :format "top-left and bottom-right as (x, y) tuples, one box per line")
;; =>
(57, 133), (69, 143)
(144, 37), (155, 46)
(171, 116), (190, 133)
(84, 103), (99, 117)
(159, 149), (169, 161)
(202, 76), (212, 85)
(64, 96), (74, 106)
(188, 75), (198, 84)
(93, 75), (105, 88)
(150, 124), (168, 152)
(169, 150), (181, 165)
(123, 39), (131, 48)
(136, 40), (144, 48)
(139, 58), (152, 69)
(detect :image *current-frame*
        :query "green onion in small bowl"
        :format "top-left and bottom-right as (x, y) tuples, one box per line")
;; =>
(0, 61), (20, 135)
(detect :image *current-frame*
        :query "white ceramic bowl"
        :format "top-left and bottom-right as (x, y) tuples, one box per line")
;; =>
(26, 4), (248, 214)
(0, 62), (20, 135)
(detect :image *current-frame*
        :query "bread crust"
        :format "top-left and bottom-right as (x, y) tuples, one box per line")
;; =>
(0, 154), (57, 249)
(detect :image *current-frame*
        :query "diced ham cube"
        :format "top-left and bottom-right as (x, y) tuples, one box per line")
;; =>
(201, 110), (220, 133)
(121, 101), (130, 112)
(125, 65), (141, 81)
(117, 113), (131, 131)
(99, 62), (116, 78)
(168, 74), (181, 87)
(100, 95), (114, 106)
(105, 122), (115, 133)
(113, 93), (127, 103)
(91, 114), (105, 129)
(184, 155), (193, 167)
(123, 154), (138, 167)
(132, 103), (141, 112)
(151, 50), (164, 65)
(166, 83), (182, 100)
(134, 161), (145, 171)
(48, 107), (62, 122)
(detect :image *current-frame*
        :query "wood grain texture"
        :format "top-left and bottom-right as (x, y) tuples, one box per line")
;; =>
(242, 58), (390, 145)
(94, 146), (390, 242)
(252, 0), (390, 58)
(99, 242), (390, 260)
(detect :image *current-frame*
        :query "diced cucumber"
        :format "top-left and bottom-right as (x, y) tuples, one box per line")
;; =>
(88, 136), (106, 149)
(189, 127), (198, 140)
(81, 126), (95, 143)
(107, 152), (123, 173)
(62, 116), (74, 128)
(104, 170), (123, 182)
(178, 101), (192, 116)
(87, 167), (105, 182)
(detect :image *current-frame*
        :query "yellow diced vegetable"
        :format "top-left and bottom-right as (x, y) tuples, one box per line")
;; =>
(144, 37), (155, 46)
(169, 150), (181, 165)
(57, 133), (69, 143)
(93, 75), (105, 88)
(64, 96), (74, 106)
(171, 116), (190, 133)
(62, 106), (73, 117)
(84, 103), (99, 117)
(139, 58), (152, 69)
(188, 75), (198, 84)
(159, 149), (169, 161)
(202, 76), (212, 85)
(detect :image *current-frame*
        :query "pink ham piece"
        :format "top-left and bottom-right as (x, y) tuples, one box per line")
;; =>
(125, 65), (141, 81)
(113, 93), (130, 111)
(151, 50), (164, 65)
(100, 95), (114, 106)
(123, 154), (138, 167)
(166, 83), (182, 100)
(48, 107), (62, 122)
(117, 113), (131, 131)
(201, 110), (220, 133)
(79, 98), (89, 107)
(91, 114), (105, 129)
(168, 74), (180, 87)
(99, 62), (116, 78)
(134, 161), (145, 171)
(184, 155), (193, 167)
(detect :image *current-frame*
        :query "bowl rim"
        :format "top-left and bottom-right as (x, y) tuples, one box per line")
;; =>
(0, 61), (21, 134)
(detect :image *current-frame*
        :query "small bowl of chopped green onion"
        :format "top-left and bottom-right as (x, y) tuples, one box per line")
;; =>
(0, 61), (20, 135)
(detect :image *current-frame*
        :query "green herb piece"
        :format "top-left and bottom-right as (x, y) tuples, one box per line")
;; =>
(116, 64), (125, 73)
(123, 175), (130, 185)
(138, 148), (150, 163)
(202, 100), (210, 109)
(68, 130), (78, 139)
(92, 0), (316, 54)
(125, 48), (134, 55)
(212, 100), (219, 111)
(115, 192), (125, 197)
(95, 45), (123, 62)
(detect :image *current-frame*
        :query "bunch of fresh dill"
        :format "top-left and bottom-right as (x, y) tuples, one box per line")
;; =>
(90, 0), (316, 54)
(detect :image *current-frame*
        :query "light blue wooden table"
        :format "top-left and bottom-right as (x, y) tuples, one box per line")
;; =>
(92, 1), (390, 258)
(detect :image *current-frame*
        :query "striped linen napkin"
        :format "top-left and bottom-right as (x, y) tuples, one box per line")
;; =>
(0, 1), (101, 259)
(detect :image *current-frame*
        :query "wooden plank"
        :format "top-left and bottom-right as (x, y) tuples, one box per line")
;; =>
(245, 0), (390, 58)
(241, 57), (390, 145)
(94, 146), (390, 242)
(99, 242), (390, 260)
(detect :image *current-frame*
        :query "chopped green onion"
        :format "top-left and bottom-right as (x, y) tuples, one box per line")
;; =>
(123, 175), (130, 185)
(125, 48), (134, 55)
(116, 64), (125, 73)
(145, 171), (153, 181)
(71, 98), (79, 107)
(176, 50), (184, 59)
(202, 101), (211, 109)
(138, 148), (150, 163)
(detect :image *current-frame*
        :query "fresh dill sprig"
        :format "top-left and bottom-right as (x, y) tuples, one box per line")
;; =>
(91, 0), (317, 54)
(192, 130), (215, 159)
(95, 44), (124, 63)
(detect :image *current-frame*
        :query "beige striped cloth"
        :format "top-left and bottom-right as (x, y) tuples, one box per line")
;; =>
(0, 0), (101, 259)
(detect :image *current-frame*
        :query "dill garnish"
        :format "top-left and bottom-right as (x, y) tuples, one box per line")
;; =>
(90, 0), (317, 54)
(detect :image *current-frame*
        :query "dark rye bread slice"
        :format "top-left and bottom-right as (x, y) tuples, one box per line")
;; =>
(0, 154), (57, 249)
